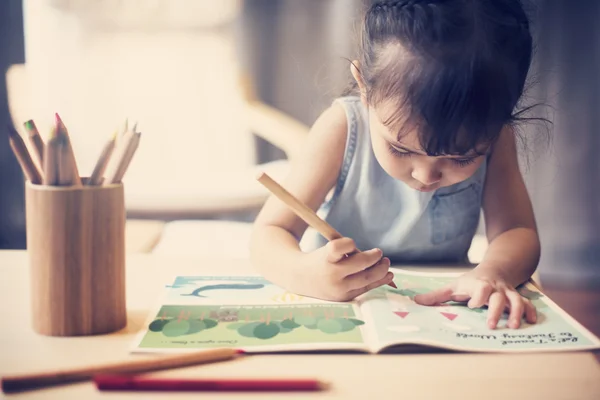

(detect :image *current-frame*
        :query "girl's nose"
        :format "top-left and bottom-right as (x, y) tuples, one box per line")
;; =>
(411, 168), (442, 186)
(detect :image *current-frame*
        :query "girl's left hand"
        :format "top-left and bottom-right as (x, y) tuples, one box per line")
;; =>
(413, 269), (537, 329)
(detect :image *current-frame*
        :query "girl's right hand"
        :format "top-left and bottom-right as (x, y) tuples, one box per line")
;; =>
(304, 237), (394, 302)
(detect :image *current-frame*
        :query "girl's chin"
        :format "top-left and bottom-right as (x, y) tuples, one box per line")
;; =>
(413, 185), (438, 192)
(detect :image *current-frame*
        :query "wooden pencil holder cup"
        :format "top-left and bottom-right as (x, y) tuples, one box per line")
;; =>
(24, 179), (127, 337)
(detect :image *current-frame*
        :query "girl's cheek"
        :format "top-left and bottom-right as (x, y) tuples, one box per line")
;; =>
(371, 144), (409, 180)
(442, 162), (484, 185)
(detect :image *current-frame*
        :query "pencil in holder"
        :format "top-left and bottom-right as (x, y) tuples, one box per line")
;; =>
(25, 178), (127, 336)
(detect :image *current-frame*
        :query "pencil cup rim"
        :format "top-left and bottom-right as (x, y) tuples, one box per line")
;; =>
(25, 178), (123, 192)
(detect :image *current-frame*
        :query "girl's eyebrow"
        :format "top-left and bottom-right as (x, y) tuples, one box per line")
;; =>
(390, 141), (480, 159)
(391, 143), (425, 155)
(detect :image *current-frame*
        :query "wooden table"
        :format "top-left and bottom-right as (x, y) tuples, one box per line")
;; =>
(1, 250), (599, 399)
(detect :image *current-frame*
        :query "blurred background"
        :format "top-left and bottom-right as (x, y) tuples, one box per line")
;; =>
(1, 1), (598, 335)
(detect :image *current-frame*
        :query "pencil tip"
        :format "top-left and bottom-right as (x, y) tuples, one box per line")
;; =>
(55, 113), (68, 132)
(24, 120), (36, 131)
(48, 125), (60, 140)
(6, 125), (18, 138)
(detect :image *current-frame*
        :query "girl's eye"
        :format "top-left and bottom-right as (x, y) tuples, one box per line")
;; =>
(387, 144), (412, 158)
(451, 158), (476, 167)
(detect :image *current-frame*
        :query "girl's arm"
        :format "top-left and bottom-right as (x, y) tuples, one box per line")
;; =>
(478, 126), (541, 287)
(250, 103), (391, 299)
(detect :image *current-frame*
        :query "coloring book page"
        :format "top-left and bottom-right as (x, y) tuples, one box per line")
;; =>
(361, 270), (600, 353)
(132, 276), (371, 353)
(131, 272), (600, 354)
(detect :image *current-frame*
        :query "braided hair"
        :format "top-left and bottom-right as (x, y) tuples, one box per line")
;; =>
(354, 0), (533, 156)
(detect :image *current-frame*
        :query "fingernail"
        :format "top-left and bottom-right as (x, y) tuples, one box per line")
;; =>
(487, 320), (496, 329)
(510, 319), (519, 328)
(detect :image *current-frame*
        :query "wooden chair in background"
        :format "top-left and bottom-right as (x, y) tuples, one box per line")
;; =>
(6, 63), (309, 254)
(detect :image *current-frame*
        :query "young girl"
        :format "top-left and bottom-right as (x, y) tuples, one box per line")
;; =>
(250, 0), (540, 330)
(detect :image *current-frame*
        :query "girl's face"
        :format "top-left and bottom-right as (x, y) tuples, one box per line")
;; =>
(367, 105), (487, 192)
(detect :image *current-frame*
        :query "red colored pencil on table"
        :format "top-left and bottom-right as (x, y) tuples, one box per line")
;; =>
(93, 375), (329, 392)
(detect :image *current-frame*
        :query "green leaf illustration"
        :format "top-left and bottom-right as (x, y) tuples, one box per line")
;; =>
(253, 322), (281, 339)
(295, 316), (318, 329)
(238, 322), (262, 338)
(347, 318), (365, 326)
(203, 318), (218, 329)
(227, 322), (246, 330)
(317, 318), (343, 334)
(186, 320), (207, 335)
(162, 320), (191, 337)
(280, 319), (300, 330)
(274, 321), (293, 333)
(337, 318), (356, 332)
(149, 319), (169, 332)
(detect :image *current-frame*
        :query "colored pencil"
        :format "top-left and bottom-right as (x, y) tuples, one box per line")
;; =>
(93, 375), (329, 392)
(57, 135), (80, 186)
(23, 119), (44, 169)
(44, 126), (77, 186)
(1, 348), (242, 393)
(7, 126), (42, 184)
(88, 131), (118, 186)
(256, 172), (397, 288)
(103, 130), (141, 185)
(115, 118), (129, 148)
(54, 113), (82, 186)
(43, 126), (61, 185)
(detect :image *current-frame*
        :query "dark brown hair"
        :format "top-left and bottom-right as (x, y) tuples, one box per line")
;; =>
(353, 0), (534, 155)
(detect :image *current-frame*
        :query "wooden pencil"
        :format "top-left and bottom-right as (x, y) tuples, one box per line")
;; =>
(23, 120), (44, 169)
(57, 134), (80, 186)
(54, 113), (82, 186)
(256, 172), (397, 288)
(257, 172), (342, 240)
(43, 126), (61, 185)
(7, 126), (42, 184)
(103, 131), (141, 185)
(1, 348), (242, 393)
(115, 118), (130, 149)
(88, 131), (118, 186)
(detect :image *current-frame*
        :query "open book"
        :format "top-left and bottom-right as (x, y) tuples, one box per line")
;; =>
(131, 269), (600, 354)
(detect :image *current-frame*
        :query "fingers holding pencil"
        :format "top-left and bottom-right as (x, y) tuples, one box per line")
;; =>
(255, 172), (397, 289)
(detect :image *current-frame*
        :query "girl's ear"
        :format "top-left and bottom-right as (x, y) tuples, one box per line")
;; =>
(350, 60), (367, 106)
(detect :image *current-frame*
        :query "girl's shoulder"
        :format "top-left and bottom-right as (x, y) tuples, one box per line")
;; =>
(331, 96), (365, 119)
(308, 100), (349, 147)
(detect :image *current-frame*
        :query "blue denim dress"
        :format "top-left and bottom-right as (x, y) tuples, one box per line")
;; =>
(300, 96), (487, 263)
